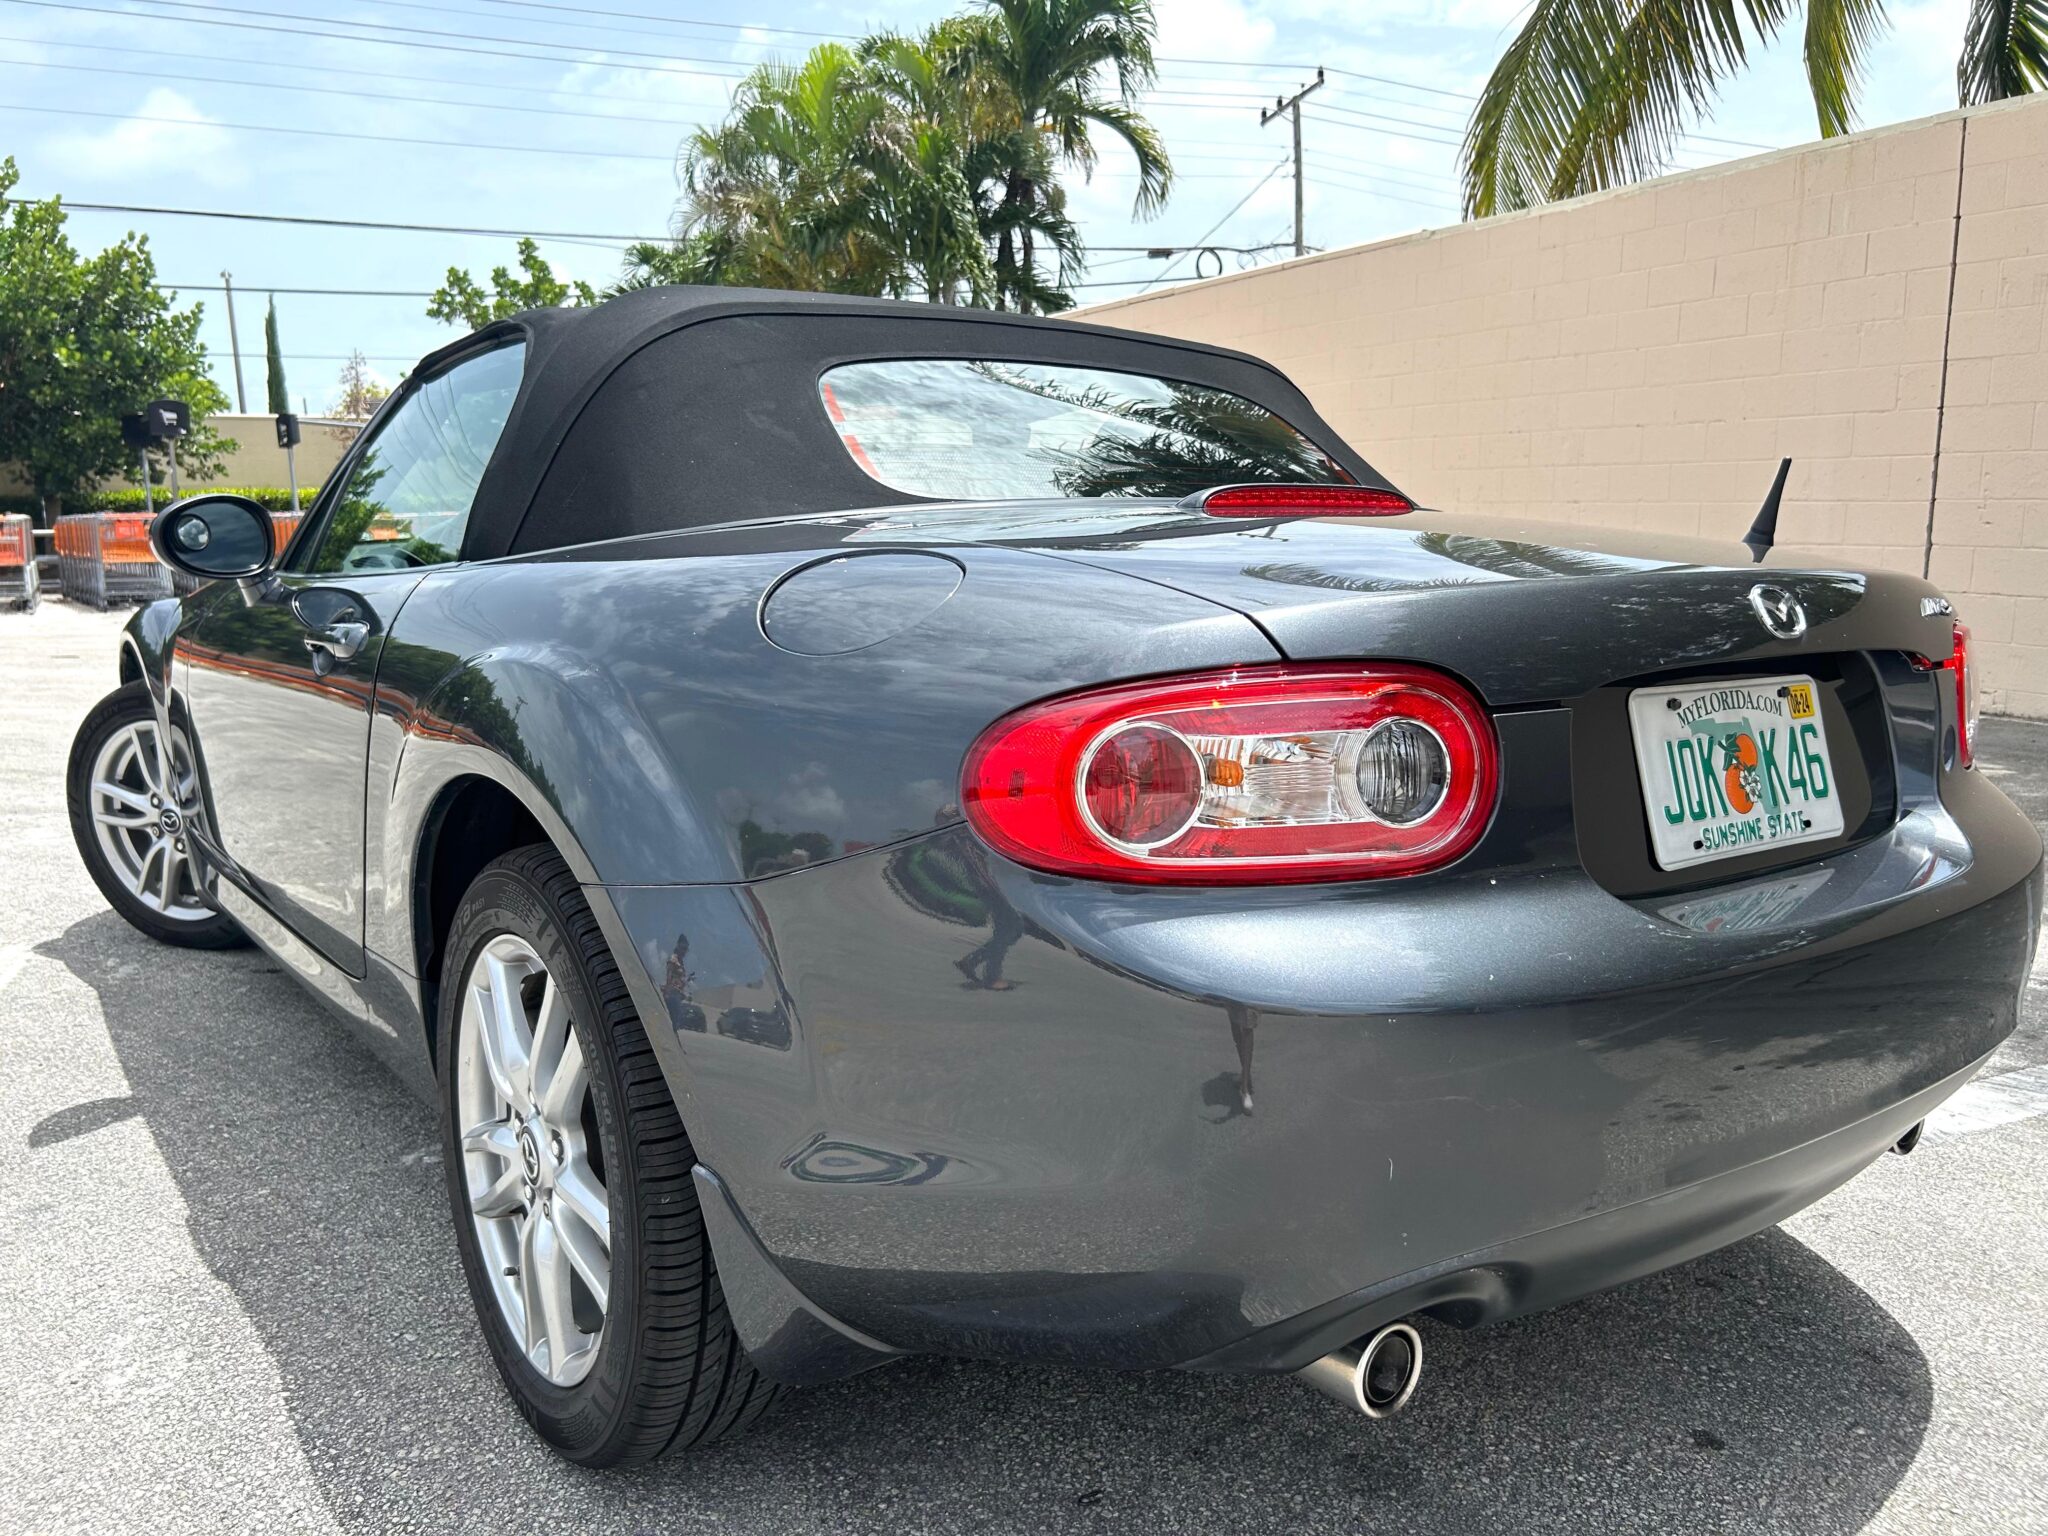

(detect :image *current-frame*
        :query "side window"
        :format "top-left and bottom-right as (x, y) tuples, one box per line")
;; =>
(302, 342), (525, 574)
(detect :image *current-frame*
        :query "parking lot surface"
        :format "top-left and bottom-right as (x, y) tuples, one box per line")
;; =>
(3, 601), (2045, 1535)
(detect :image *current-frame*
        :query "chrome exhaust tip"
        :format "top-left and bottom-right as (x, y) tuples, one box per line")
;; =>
(1893, 1120), (1925, 1155)
(1295, 1321), (1423, 1419)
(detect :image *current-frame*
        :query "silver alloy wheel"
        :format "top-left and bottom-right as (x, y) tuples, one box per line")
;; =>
(87, 718), (210, 922)
(456, 933), (612, 1388)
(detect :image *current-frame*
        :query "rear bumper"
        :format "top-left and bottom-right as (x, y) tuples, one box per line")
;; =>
(593, 708), (2041, 1381)
(1182, 1048), (1982, 1372)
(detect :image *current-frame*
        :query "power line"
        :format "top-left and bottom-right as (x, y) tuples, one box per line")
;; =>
(5, 1), (1777, 160)
(1305, 103), (1465, 147)
(25, 199), (668, 242)
(0, 27), (712, 105)
(0, 43), (1484, 162)
(0, 0), (754, 81)
(1139, 161), (1290, 294)
(327, 0), (813, 53)
(0, 102), (687, 163)
(1304, 174), (1454, 215)
(0, 54), (709, 131)
(31, 0), (758, 73)
(475, 0), (845, 41)
(161, 283), (439, 296)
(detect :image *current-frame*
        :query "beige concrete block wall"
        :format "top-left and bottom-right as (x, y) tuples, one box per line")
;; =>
(1931, 98), (2048, 716)
(0, 413), (354, 505)
(1083, 94), (2048, 716)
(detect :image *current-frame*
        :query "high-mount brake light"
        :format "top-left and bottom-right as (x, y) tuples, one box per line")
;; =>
(1185, 484), (1415, 518)
(961, 665), (1499, 885)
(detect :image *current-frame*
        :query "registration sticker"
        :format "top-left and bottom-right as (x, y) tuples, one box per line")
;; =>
(1627, 675), (1845, 872)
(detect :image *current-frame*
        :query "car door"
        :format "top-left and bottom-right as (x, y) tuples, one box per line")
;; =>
(179, 340), (526, 973)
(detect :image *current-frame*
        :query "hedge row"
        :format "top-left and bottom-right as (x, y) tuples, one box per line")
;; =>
(0, 486), (313, 518)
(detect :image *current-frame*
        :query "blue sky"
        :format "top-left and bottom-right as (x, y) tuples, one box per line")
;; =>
(0, 0), (1981, 415)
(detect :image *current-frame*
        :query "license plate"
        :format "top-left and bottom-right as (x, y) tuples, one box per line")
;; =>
(1627, 675), (1845, 872)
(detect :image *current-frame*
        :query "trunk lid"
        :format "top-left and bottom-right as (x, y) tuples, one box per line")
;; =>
(842, 502), (1955, 703)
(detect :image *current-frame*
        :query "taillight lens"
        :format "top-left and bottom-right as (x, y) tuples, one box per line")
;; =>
(1184, 483), (1414, 517)
(1913, 619), (1977, 768)
(961, 664), (1499, 884)
(1952, 621), (1977, 767)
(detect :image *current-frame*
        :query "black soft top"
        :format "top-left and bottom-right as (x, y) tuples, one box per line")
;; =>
(396, 286), (1391, 560)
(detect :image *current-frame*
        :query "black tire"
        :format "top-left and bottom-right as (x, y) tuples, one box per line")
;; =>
(66, 682), (247, 950)
(438, 844), (780, 1465)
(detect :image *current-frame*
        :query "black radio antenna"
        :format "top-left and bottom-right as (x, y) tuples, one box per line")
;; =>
(1743, 458), (1791, 564)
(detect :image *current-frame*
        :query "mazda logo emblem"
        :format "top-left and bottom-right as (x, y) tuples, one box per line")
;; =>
(1748, 583), (1807, 641)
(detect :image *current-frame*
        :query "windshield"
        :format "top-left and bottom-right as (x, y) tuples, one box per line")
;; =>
(818, 358), (1354, 502)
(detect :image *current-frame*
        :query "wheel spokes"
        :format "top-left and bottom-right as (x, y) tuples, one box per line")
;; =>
(473, 951), (534, 1108)
(135, 838), (168, 911)
(457, 931), (606, 1387)
(93, 780), (153, 821)
(530, 977), (580, 1119)
(552, 1160), (610, 1311)
(89, 719), (212, 922)
(523, 1207), (581, 1377)
(461, 1121), (525, 1218)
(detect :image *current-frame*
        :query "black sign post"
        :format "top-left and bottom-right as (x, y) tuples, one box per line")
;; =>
(148, 399), (191, 499)
(275, 413), (302, 512)
(120, 413), (154, 515)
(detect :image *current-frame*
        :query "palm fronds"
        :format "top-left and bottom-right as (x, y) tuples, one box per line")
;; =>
(1959, 0), (2048, 103)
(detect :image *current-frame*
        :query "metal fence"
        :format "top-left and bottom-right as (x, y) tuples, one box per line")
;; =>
(0, 514), (38, 613)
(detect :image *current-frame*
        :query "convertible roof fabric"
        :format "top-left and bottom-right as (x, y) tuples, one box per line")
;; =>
(395, 287), (1392, 560)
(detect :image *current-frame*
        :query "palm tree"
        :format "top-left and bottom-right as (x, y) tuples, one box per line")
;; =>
(860, 33), (998, 304)
(942, 0), (1174, 312)
(667, 44), (906, 295)
(1462, 0), (2047, 220)
(640, 39), (995, 304)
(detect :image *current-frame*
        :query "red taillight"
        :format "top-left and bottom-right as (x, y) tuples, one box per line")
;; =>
(1913, 619), (1977, 768)
(1184, 483), (1414, 518)
(1952, 621), (1977, 767)
(961, 664), (1499, 884)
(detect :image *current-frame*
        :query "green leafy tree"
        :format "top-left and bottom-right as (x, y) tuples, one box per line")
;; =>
(630, 37), (994, 304)
(0, 157), (232, 519)
(427, 237), (597, 328)
(630, 3), (1170, 314)
(263, 296), (289, 416)
(1463, 0), (2047, 219)
(942, 0), (1173, 313)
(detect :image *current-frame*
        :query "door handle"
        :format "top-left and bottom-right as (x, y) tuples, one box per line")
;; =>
(304, 621), (369, 675)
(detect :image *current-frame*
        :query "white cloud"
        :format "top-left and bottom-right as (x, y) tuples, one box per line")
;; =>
(1154, 0), (1277, 60)
(43, 88), (244, 190)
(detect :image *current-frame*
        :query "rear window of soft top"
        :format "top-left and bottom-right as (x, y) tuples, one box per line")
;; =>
(818, 358), (1354, 502)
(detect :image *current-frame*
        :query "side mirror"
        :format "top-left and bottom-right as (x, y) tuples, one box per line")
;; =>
(150, 495), (276, 586)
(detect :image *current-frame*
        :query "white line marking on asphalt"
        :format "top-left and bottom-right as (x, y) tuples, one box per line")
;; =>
(1924, 1063), (2048, 1142)
(0, 944), (26, 993)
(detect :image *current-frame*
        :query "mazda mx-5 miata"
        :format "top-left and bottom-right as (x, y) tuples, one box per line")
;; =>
(69, 289), (2039, 1462)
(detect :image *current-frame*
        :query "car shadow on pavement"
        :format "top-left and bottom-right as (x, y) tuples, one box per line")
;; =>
(42, 909), (1933, 1536)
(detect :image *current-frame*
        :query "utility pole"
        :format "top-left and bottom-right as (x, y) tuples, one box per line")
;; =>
(221, 270), (247, 412)
(1261, 67), (1324, 259)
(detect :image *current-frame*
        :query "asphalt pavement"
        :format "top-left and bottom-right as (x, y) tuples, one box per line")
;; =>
(3, 601), (2045, 1536)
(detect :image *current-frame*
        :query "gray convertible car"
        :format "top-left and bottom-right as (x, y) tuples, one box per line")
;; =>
(67, 288), (2039, 1463)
